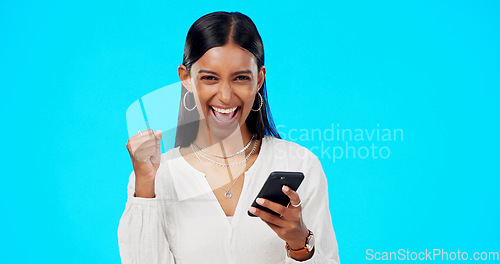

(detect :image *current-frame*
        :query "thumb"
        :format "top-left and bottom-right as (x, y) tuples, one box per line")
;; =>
(151, 130), (162, 165)
(154, 130), (162, 140)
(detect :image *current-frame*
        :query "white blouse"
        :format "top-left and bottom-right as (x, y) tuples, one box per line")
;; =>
(118, 135), (340, 264)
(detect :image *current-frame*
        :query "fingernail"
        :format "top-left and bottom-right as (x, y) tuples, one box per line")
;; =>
(283, 185), (290, 192)
(256, 198), (264, 205)
(249, 207), (256, 213)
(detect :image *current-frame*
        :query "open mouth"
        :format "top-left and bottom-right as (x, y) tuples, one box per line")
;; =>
(210, 106), (240, 125)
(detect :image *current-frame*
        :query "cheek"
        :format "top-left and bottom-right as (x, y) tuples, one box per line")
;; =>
(246, 95), (256, 107)
(235, 88), (255, 102)
(240, 92), (258, 114)
(192, 83), (215, 103)
(191, 88), (211, 117)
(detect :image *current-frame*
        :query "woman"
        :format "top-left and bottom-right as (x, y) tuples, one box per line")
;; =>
(119, 11), (340, 263)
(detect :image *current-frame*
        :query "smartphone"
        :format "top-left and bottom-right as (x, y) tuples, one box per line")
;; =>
(248, 171), (304, 217)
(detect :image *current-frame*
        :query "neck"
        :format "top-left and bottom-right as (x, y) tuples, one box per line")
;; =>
(194, 121), (254, 157)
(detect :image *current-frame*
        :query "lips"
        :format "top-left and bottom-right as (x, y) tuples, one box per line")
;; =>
(210, 106), (240, 125)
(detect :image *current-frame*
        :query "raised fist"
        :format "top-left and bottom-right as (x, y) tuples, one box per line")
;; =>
(126, 129), (162, 197)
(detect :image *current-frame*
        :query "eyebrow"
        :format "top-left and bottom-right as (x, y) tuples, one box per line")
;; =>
(198, 69), (253, 76)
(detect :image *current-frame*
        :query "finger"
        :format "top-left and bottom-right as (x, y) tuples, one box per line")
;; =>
(132, 132), (160, 148)
(143, 129), (154, 135)
(282, 185), (301, 208)
(134, 146), (158, 162)
(132, 129), (154, 139)
(255, 198), (289, 217)
(130, 142), (157, 155)
(142, 129), (156, 141)
(126, 142), (134, 159)
(133, 140), (156, 151)
(261, 218), (282, 232)
(151, 131), (162, 164)
(129, 135), (156, 150)
(154, 130), (162, 140)
(256, 215), (284, 238)
(128, 133), (161, 161)
(151, 153), (161, 164)
(248, 206), (287, 227)
(135, 144), (157, 155)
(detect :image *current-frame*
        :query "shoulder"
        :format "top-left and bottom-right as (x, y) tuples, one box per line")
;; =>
(157, 147), (183, 180)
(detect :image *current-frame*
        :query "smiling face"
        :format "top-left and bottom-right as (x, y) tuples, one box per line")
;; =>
(178, 42), (266, 140)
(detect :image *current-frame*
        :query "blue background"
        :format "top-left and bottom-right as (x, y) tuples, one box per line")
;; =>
(1, 0), (498, 263)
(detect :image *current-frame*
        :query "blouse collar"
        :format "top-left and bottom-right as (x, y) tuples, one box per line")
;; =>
(166, 135), (271, 201)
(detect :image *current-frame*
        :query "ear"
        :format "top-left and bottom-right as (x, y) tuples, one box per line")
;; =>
(178, 65), (193, 92)
(257, 65), (266, 92)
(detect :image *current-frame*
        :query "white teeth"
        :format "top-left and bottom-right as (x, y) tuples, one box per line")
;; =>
(212, 106), (237, 114)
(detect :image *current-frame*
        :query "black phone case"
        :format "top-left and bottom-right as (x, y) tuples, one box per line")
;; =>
(248, 171), (304, 217)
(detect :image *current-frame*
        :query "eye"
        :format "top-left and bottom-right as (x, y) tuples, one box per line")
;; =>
(201, 75), (217, 81)
(235, 75), (250, 81)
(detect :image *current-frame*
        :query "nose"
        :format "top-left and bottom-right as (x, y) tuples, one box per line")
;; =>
(217, 81), (233, 105)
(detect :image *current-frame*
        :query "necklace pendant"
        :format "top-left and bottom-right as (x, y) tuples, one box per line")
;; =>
(224, 191), (232, 199)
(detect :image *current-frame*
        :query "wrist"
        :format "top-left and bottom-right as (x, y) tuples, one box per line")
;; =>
(286, 230), (315, 260)
(287, 239), (306, 250)
(287, 229), (310, 249)
(135, 179), (155, 198)
(289, 247), (314, 261)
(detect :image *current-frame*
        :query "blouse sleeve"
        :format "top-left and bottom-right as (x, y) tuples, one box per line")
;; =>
(285, 154), (341, 264)
(117, 170), (175, 264)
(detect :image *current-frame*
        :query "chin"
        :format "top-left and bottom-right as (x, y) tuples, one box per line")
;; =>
(206, 117), (241, 140)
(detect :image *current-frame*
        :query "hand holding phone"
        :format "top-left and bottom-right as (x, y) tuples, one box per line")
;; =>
(248, 171), (304, 217)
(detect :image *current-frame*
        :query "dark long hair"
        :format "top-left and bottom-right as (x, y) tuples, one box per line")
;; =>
(175, 11), (281, 147)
